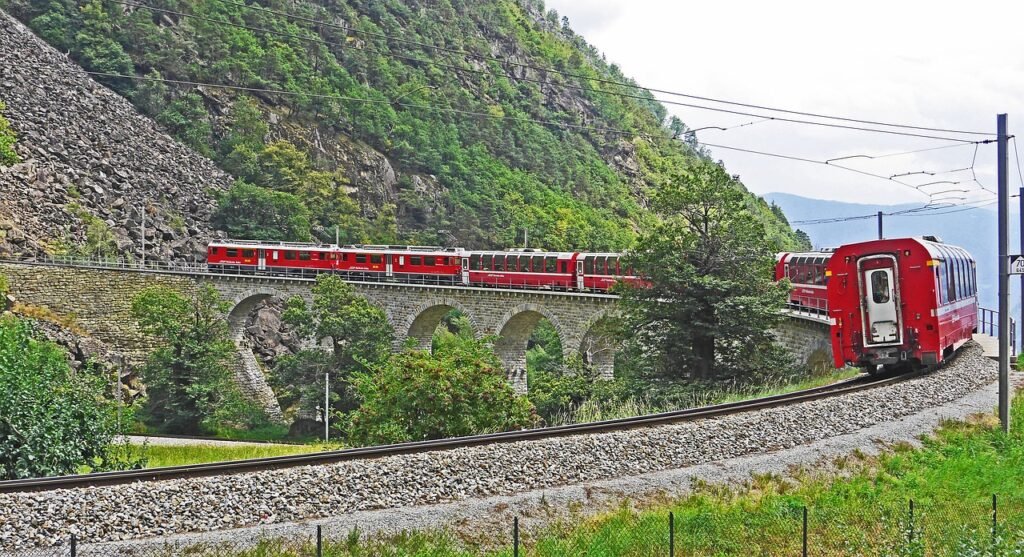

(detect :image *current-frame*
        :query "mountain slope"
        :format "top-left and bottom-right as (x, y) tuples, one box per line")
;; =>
(0, 0), (801, 254)
(0, 11), (231, 260)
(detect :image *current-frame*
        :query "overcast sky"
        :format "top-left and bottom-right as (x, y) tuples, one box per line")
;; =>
(544, 0), (1024, 208)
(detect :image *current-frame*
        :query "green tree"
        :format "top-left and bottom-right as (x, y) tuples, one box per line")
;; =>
(74, 0), (134, 82)
(0, 100), (19, 167)
(275, 275), (393, 422)
(219, 97), (268, 180)
(131, 285), (255, 433)
(213, 181), (312, 241)
(620, 161), (791, 379)
(794, 229), (812, 251)
(157, 93), (213, 156)
(0, 315), (122, 479)
(347, 334), (538, 445)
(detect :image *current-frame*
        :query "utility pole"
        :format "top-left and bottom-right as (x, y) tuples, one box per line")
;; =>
(1019, 186), (1023, 353)
(324, 372), (330, 442)
(877, 211), (883, 240)
(523, 228), (528, 249)
(997, 114), (1010, 433)
(140, 201), (146, 267)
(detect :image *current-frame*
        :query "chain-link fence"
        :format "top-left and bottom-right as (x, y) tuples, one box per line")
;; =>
(5, 495), (1024, 556)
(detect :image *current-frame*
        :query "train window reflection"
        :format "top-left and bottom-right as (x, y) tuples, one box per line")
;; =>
(871, 271), (890, 304)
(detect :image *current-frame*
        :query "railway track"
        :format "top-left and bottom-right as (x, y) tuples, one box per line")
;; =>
(0, 369), (926, 494)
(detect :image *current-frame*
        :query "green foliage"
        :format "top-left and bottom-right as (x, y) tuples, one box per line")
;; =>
(66, 203), (117, 258)
(0, 100), (19, 166)
(0, 273), (8, 297)
(620, 160), (792, 379)
(2, 0), (802, 249)
(0, 315), (123, 479)
(347, 334), (538, 445)
(131, 285), (264, 433)
(213, 181), (313, 242)
(275, 275), (393, 425)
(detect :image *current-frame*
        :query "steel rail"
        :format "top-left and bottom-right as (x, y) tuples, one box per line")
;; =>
(0, 369), (925, 493)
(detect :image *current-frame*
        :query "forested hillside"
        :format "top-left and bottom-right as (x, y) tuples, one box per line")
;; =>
(1, 0), (802, 252)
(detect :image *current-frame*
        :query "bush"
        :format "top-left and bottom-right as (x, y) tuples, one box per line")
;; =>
(213, 181), (313, 242)
(347, 335), (538, 445)
(0, 100), (19, 167)
(0, 316), (125, 479)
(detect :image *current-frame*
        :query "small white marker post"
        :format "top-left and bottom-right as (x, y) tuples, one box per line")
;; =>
(324, 372), (330, 443)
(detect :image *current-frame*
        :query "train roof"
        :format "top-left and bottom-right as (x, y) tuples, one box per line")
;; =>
(468, 250), (578, 257)
(830, 237), (975, 262)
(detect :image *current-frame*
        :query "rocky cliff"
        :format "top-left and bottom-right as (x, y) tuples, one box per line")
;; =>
(0, 11), (231, 261)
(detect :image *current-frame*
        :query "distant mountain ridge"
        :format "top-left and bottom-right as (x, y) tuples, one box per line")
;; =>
(767, 192), (1016, 326)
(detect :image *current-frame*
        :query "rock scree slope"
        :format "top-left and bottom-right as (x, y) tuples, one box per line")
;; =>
(0, 10), (231, 261)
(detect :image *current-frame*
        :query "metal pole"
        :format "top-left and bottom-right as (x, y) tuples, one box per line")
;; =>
(140, 201), (145, 267)
(802, 506), (808, 557)
(877, 211), (883, 240)
(669, 511), (674, 556)
(1019, 187), (1023, 355)
(513, 516), (519, 557)
(524, 228), (528, 249)
(317, 525), (323, 557)
(70, 534), (77, 557)
(324, 372), (330, 442)
(998, 114), (1010, 433)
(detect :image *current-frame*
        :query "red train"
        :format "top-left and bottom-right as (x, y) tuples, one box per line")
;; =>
(776, 237), (978, 372)
(206, 240), (643, 292)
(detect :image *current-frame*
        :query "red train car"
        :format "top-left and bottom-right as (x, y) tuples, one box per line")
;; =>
(466, 250), (576, 289)
(775, 251), (832, 314)
(827, 237), (977, 372)
(576, 252), (644, 291)
(208, 240), (336, 276)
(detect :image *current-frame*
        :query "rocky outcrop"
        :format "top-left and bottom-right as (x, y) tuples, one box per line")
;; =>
(0, 11), (232, 262)
(244, 298), (301, 364)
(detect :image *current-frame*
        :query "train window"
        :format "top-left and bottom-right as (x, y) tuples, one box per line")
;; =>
(494, 256), (504, 271)
(470, 254), (481, 270)
(519, 256), (531, 272)
(788, 263), (798, 281)
(584, 257), (594, 274)
(533, 256), (544, 273)
(284, 251), (295, 260)
(546, 257), (557, 273)
(611, 257), (620, 274)
(311, 252), (320, 260)
(424, 256), (435, 266)
(242, 249), (255, 258)
(506, 255), (518, 271)
(410, 256), (422, 265)
(871, 271), (891, 304)
(226, 248), (238, 257)
(209, 247), (218, 255)
(371, 254), (382, 264)
(482, 254), (493, 269)
(299, 252), (312, 261)
(356, 254), (367, 263)
(450, 257), (459, 266)
(597, 256), (608, 274)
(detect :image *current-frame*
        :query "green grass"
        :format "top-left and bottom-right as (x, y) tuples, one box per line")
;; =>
(176, 389), (1024, 556)
(138, 443), (332, 468)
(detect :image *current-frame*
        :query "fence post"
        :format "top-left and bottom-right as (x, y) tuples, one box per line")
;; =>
(993, 494), (998, 545)
(908, 499), (915, 546)
(70, 534), (76, 557)
(802, 506), (808, 557)
(669, 511), (675, 556)
(316, 525), (322, 557)
(513, 516), (519, 557)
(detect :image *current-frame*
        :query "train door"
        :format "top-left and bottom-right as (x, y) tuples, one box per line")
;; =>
(859, 255), (901, 346)
(258, 249), (267, 271)
(386, 254), (394, 278)
(461, 257), (470, 285)
(576, 260), (584, 290)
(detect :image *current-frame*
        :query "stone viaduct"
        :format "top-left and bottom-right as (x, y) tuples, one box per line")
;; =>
(0, 261), (831, 419)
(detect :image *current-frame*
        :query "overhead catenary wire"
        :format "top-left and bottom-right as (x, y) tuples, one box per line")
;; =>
(202, 0), (994, 138)
(113, 0), (982, 143)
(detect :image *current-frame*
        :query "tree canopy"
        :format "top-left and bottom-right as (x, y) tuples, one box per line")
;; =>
(620, 160), (791, 379)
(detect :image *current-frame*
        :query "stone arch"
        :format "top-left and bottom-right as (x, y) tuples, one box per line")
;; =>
(492, 303), (565, 393)
(401, 297), (479, 351)
(575, 309), (620, 380)
(226, 286), (302, 340)
(223, 286), (299, 422)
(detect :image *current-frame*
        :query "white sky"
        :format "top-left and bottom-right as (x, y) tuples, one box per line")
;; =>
(544, 0), (1024, 206)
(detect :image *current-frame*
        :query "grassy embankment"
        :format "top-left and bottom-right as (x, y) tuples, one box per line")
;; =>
(166, 387), (1024, 556)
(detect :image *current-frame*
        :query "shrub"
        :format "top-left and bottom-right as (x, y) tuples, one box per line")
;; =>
(0, 316), (124, 479)
(0, 100), (19, 167)
(347, 335), (538, 445)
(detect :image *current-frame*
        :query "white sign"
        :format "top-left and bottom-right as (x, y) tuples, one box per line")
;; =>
(1012, 255), (1024, 275)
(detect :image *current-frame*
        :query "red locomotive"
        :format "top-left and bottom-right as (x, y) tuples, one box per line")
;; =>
(777, 237), (978, 372)
(206, 241), (643, 292)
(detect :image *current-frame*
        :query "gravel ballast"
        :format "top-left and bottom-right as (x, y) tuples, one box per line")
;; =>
(0, 343), (1000, 550)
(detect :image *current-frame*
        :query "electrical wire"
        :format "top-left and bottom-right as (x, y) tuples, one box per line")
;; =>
(203, 0), (994, 137)
(114, 0), (981, 143)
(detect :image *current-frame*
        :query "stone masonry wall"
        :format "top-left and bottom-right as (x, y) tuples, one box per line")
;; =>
(772, 312), (834, 372)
